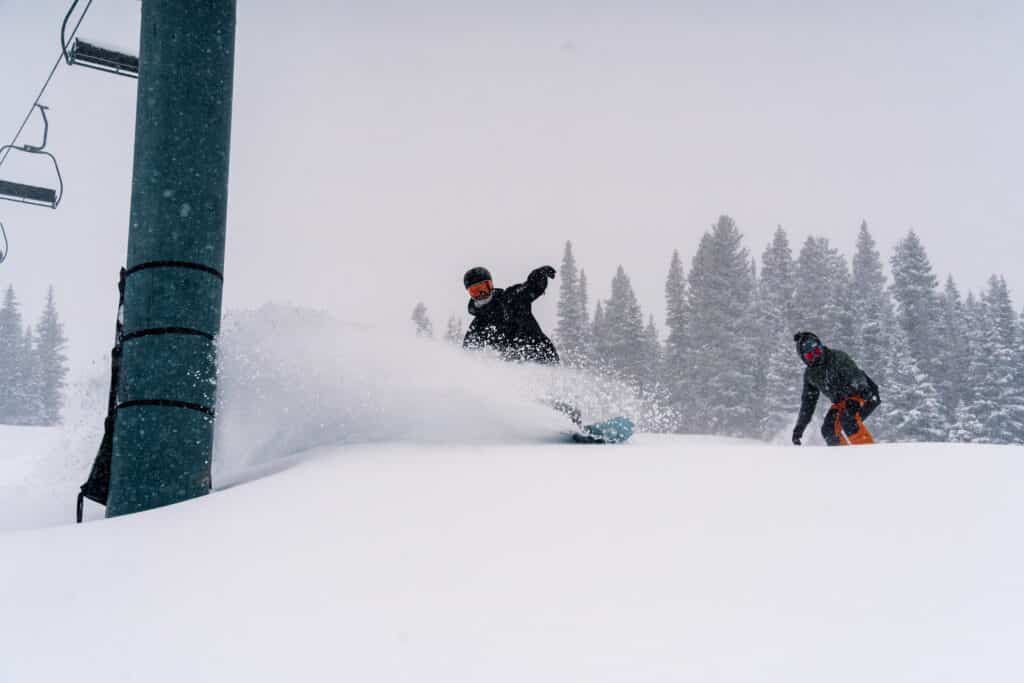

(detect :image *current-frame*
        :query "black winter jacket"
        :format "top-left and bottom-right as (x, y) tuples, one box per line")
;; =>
(795, 347), (880, 435)
(463, 267), (559, 364)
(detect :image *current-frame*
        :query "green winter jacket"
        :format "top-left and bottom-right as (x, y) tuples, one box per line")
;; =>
(795, 347), (879, 434)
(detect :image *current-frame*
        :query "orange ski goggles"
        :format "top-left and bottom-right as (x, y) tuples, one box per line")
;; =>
(467, 279), (494, 300)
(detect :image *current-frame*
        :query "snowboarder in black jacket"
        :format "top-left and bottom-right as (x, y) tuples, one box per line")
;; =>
(462, 265), (560, 365)
(792, 331), (881, 446)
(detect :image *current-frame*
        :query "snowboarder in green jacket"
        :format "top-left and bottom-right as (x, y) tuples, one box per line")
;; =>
(792, 331), (881, 446)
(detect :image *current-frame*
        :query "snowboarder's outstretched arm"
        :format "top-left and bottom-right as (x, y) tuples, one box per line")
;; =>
(505, 266), (556, 306)
(793, 378), (818, 445)
(859, 373), (881, 419)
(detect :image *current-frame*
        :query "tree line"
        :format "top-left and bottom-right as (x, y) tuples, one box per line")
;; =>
(552, 217), (1024, 444)
(0, 285), (69, 426)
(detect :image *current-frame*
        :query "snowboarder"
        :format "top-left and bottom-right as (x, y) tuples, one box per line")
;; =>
(462, 265), (560, 365)
(792, 331), (881, 446)
(460, 264), (634, 444)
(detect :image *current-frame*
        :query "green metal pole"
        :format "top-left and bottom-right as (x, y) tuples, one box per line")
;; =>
(106, 0), (237, 517)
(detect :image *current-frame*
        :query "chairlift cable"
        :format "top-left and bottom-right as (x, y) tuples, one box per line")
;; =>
(0, 0), (95, 170)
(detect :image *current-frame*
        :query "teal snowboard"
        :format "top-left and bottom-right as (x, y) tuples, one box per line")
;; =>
(570, 416), (635, 444)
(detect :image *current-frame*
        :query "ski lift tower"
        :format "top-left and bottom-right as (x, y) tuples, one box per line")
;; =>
(106, 1), (237, 516)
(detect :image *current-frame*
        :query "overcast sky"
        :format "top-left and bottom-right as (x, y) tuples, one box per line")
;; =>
(1, 0), (1022, 378)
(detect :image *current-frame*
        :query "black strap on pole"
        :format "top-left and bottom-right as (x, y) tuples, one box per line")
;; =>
(76, 268), (126, 523)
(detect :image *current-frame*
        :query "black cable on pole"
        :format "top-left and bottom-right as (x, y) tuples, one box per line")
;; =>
(0, 0), (95, 170)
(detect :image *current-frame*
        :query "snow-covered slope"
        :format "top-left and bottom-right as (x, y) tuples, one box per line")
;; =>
(3, 305), (1022, 681)
(3, 436), (1023, 682)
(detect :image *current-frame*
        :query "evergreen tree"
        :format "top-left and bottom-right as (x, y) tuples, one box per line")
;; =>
(881, 323), (946, 442)
(890, 230), (941, 379)
(21, 326), (45, 425)
(663, 250), (687, 427)
(664, 250), (686, 365)
(600, 265), (646, 384)
(851, 221), (893, 389)
(934, 276), (968, 422)
(639, 314), (662, 399)
(684, 216), (758, 437)
(978, 276), (1024, 443)
(34, 286), (68, 425)
(411, 302), (433, 338)
(0, 285), (26, 423)
(589, 300), (606, 370)
(747, 256), (768, 434)
(793, 236), (851, 345)
(948, 400), (984, 443)
(757, 226), (799, 439)
(555, 241), (587, 366)
(578, 269), (591, 363)
(949, 293), (989, 441)
(829, 249), (857, 351)
(984, 275), (1017, 340)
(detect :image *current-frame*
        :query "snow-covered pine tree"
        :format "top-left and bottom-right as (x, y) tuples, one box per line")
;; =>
(555, 241), (587, 366)
(34, 286), (68, 425)
(794, 237), (851, 342)
(411, 302), (433, 338)
(978, 275), (1024, 443)
(600, 265), (646, 385)
(934, 276), (968, 423)
(948, 400), (984, 443)
(0, 285), (27, 423)
(851, 221), (893, 391)
(639, 314), (663, 401)
(793, 236), (851, 345)
(946, 294), (1003, 444)
(684, 216), (758, 437)
(984, 275), (1017, 340)
(828, 250), (856, 351)
(21, 326), (45, 425)
(949, 292), (990, 442)
(890, 230), (941, 380)
(757, 226), (799, 440)
(747, 256), (768, 435)
(663, 249), (687, 429)
(1018, 305), (1024, 430)
(880, 323), (946, 442)
(589, 300), (606, 371)
(577, 269), (591, 364)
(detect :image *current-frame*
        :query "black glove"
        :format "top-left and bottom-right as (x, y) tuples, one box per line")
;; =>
(792, 427), (802, 446)
(537, 266), (556, 279)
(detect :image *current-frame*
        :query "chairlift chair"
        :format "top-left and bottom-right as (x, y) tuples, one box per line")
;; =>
(0, 105), (64, 209)
(67, 39), (139, 77)
(61, 0), (139, 79)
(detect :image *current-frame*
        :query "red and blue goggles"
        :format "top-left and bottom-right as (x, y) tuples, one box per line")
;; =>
(801, 342), (823, 363)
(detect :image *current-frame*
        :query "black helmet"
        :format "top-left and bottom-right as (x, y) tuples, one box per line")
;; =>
(463, 266), (492, 289)
(794, 331), (824, 364)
